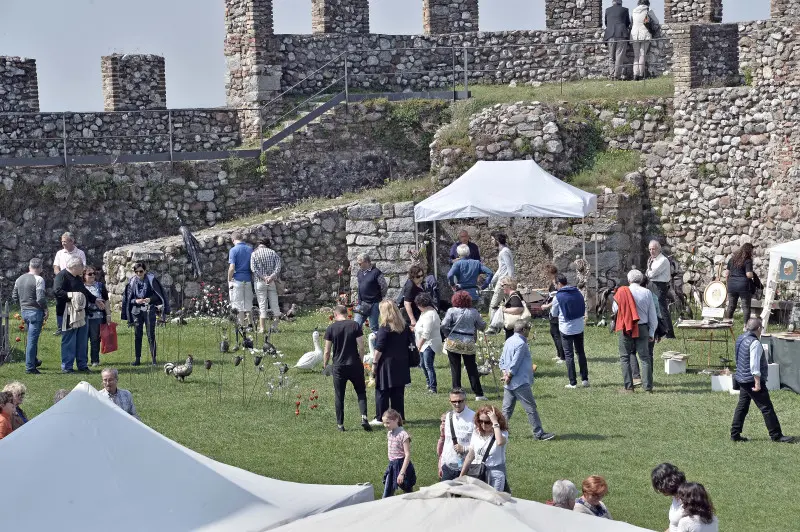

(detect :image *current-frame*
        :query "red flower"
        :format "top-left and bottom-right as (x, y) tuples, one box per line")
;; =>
(295, 409), (300, 416)
(311, 389), (316, 394)
(15, 337), (21, 342)
(18, 324), (24, 331)
(337, 268), (343, 276)
(295, 401), (301, 407)
(328, 316), (334, 321)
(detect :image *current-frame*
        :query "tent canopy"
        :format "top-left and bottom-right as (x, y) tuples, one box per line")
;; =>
(273, 477), (654, 531)
(414, 160), (598, 222)
(761, 238), (800, 328)
(0, 383), (372, 532)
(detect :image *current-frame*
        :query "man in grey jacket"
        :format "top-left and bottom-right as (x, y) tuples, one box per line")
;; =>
(12, 258), (48, 374)
(604, 0), (632, 80)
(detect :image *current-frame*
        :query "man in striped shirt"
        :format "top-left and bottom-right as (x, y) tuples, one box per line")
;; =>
(250, 238), (282, 333)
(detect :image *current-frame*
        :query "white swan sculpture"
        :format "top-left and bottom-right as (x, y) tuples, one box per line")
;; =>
(295, 330), (323, 370)
(363, 332), (376, 365)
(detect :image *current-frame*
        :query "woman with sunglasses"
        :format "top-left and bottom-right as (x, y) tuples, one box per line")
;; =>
(403, 265), (426, 329)
(121, 262), (170, 366)
(83, 266), (108, 367)
(459, 405), (509, 492)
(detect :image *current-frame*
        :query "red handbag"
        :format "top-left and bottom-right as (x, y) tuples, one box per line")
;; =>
(100, 322), (118, 354)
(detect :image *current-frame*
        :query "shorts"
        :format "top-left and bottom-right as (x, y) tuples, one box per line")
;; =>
(229, 280), (253, 312)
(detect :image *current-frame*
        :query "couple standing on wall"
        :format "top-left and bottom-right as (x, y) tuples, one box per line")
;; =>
(604, 0), (661, 81)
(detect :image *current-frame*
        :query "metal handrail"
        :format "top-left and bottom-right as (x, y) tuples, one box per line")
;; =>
(258, 51), (347, 111)
(263, 75), (345, 133)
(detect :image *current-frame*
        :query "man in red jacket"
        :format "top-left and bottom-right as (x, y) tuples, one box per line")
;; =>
(613, 269), (657, 393)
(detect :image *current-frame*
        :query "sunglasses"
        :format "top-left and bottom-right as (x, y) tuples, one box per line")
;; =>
(414, 274), (424, 279)
(135, 270), (145, 274)
(478, 419), (493, 426)
(450, 399), (464, 405)
(86, 272), (95, 276)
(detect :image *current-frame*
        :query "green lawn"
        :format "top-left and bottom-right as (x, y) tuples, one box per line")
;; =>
(2, 306), (797, 532)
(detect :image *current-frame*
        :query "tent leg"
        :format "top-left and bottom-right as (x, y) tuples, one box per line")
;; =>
(414, 222), (419, 249)
(581, 217), (586, 260)
(433, 222), (438, 280)
(594, 230), (599, 310)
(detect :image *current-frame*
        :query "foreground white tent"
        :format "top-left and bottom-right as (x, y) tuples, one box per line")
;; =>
(413, 160), (598, 285)
(273, 477), (655, 532)
(761, 238), (800, 331)
(0, 382), (372, 532)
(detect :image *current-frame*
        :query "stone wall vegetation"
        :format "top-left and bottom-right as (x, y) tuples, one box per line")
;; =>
(430, 98), (672, 185)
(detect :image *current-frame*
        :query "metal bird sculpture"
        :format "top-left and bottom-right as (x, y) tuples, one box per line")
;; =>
(176, 215), (202, 279)
(204, 359), (213, 370)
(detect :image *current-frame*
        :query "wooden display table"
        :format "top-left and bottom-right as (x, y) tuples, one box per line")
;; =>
(675, 320), (735, 367)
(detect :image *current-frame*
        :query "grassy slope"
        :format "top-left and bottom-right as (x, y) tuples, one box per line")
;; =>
(2, 306), (797, 532)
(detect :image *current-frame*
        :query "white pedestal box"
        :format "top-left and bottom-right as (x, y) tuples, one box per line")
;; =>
(711, 374), (733, 392)
(665, 359), (687, 375)
(766, 363), (780, 391)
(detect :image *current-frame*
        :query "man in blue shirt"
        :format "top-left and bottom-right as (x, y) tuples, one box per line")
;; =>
(447, 244), (493, 304)
(546, 274), (590, 389)
(500, 320), (555, 441)
(228, 231), (253, 327)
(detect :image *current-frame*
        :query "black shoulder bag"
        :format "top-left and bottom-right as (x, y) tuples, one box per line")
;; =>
(407, 327), (421, 367)
(449, 412), (458, 444)
(465, 435), (496, 483)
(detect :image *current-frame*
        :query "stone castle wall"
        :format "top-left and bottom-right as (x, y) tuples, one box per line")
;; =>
(672, 23), (740, 89)
(664, 0), (723, 24)
(424, 0), (479, 35)
(101, 55), (167, 112)
(546, 0), (602, 30)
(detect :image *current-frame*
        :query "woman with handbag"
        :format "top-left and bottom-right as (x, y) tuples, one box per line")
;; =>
(441, 290), (488, 401)
(369, 300), (414, 426)
(83, 265), (109, 367)
(499, 277), (530, 340)
(459, 405), (509, 492)
(631, 0), (660, 81)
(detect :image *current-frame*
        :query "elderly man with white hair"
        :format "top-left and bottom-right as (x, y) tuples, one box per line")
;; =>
(52, 231), (87, 335)
(549, 479), (579, 510)
(98, 368), (139, 419)
(447, 244), (494, 304)
(53, 256), (105, 374)
(12, 258), (47, 374)
(646, 240), (675, 338)
(613, 269), (658, 393)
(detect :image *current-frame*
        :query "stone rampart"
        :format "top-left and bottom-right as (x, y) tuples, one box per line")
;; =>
(0, 57), (39, 113)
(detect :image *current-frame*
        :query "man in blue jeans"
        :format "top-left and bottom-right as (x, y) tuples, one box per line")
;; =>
(500, 320), (555, 441)
(546, 274), (590, 389)
(353, 253), (387, 331)
(12, 258), (48, 374)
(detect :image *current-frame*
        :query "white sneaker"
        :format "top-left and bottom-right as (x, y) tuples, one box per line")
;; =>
(369, 418), (384, 427)
(475, 396), (489, 401)
(556, 359), (565, 365)
(565, 384), (577, 389)
(551, 357), (560, 361)
(582, 380), (590, 388)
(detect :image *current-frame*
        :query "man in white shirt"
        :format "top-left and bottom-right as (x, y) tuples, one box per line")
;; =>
(489, 232), (515, 314)
(438, 388), (475, 480)
(52, 232), (87, 335)
(645, 240), (675, 338)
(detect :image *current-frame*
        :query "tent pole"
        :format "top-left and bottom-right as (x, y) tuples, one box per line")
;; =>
(594, 229), (599, 307)
(433, 221), (438, 280)
(414, 222), (419, 249)
(581, 217), (586, 260)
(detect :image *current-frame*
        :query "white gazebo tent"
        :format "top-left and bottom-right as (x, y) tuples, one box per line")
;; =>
(272, 477), (655, 532)
(0, 382), (373, 532)
(414, 160), (598, 288)
(760, 238), (800, 331)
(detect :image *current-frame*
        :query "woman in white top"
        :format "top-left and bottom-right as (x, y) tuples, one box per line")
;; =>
(414, 292), (442, 393)
(459, 405), (509, 493)
(676, 483), (718, 532)
(630, 0), (660, 80)
(651, 462), (687, 532)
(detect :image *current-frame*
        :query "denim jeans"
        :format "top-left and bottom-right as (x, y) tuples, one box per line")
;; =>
(61, 323), (89, 371)
(502, 384), (544, 438)
(134, 306), (158, 363)
(619, 324), (653, 390)
(561, 332), (589, 386)
(354, 302), (380, 331)
(87, 317), (102, 365)
(420, 347), (438, 392)
(21, 309), (44, 371)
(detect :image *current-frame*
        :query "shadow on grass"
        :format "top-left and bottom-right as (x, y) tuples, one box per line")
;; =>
(552, 433), (615, 441)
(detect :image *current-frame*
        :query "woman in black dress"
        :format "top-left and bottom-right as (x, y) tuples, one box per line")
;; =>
(370, 300), (413, 425)
(724, 243), (754, 323)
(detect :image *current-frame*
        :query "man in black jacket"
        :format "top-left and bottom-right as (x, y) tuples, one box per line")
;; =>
(604, 0), (631, 80)
(53, 257), (105, 373)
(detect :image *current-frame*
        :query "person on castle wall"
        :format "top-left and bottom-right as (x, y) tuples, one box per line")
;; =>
(449, 230), (481, 264)
(724, 243), (757, 324)
(631, 0), (660, 81)
(646, 240), (675, 339)
(52, 232), (87, 336)
(604, 0), (632, 80)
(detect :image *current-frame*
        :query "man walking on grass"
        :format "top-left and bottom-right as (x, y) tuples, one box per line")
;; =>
(500, 320), (555, 441)
(731, 318), (795, 444)
(437, 388), (475, 480)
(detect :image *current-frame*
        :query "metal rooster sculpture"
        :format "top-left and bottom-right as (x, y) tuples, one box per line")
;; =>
(164, 355), (194, 382)
(176, 215), (202, 279)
